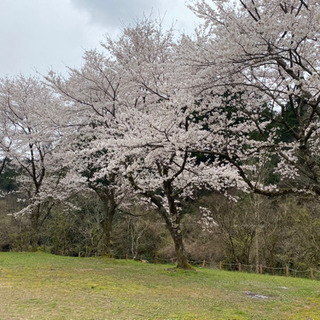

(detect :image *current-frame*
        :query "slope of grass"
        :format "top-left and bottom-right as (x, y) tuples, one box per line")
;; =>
(0, 252), (319, 319)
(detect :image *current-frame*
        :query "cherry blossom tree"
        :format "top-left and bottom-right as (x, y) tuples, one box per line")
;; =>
(46, 50), (132, 256)
(188, 0), (320, 196)
(102, 18), (241, 269)
(0, 75), (63, 249)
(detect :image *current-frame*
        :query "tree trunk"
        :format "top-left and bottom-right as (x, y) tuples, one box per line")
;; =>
(154, 205), (193, 270)
(29, 203), (53, 252)
(100, 213), (114, 256)
(162, 180), (194, 270)
(170, 226), (193, 270)
(129, 174), (194, 270)
(30, 231), (39, 252)
(96, 191), (117, 257)
(30, 207), (41, 251)
(253, 193), (260, 273)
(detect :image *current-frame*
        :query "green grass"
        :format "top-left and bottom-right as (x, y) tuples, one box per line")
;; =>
(0, 252), (319, 319)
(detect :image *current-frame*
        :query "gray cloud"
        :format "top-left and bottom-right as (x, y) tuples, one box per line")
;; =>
(70, 0), (198, 34)
(71, 0), (157, 27)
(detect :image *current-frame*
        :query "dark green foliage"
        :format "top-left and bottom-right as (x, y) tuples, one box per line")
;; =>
(43, 195), (105, 256)
(0, 160), (18, 192)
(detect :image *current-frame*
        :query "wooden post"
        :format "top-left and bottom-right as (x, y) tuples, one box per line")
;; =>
(125, 254), (128, 261)
(310, 268), (314, 280)
(155, 252), (158, 264)
(219, 261), (222, 270)
(140, 255), (143, 263)
(259, 264), (263, 274)
(202, 260), (206, 268)
(78, 252), (81, 257)
(238, 263), (242, 272)
(285, 265), (289, 277)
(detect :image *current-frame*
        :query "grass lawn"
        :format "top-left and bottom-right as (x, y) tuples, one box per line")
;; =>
(0, 252), (319, 319)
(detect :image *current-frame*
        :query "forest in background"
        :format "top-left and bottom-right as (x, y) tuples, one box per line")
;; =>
(1, 177), (320, 272)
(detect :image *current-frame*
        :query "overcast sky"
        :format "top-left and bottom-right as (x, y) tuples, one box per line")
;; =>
(0, 0), (200, 77)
